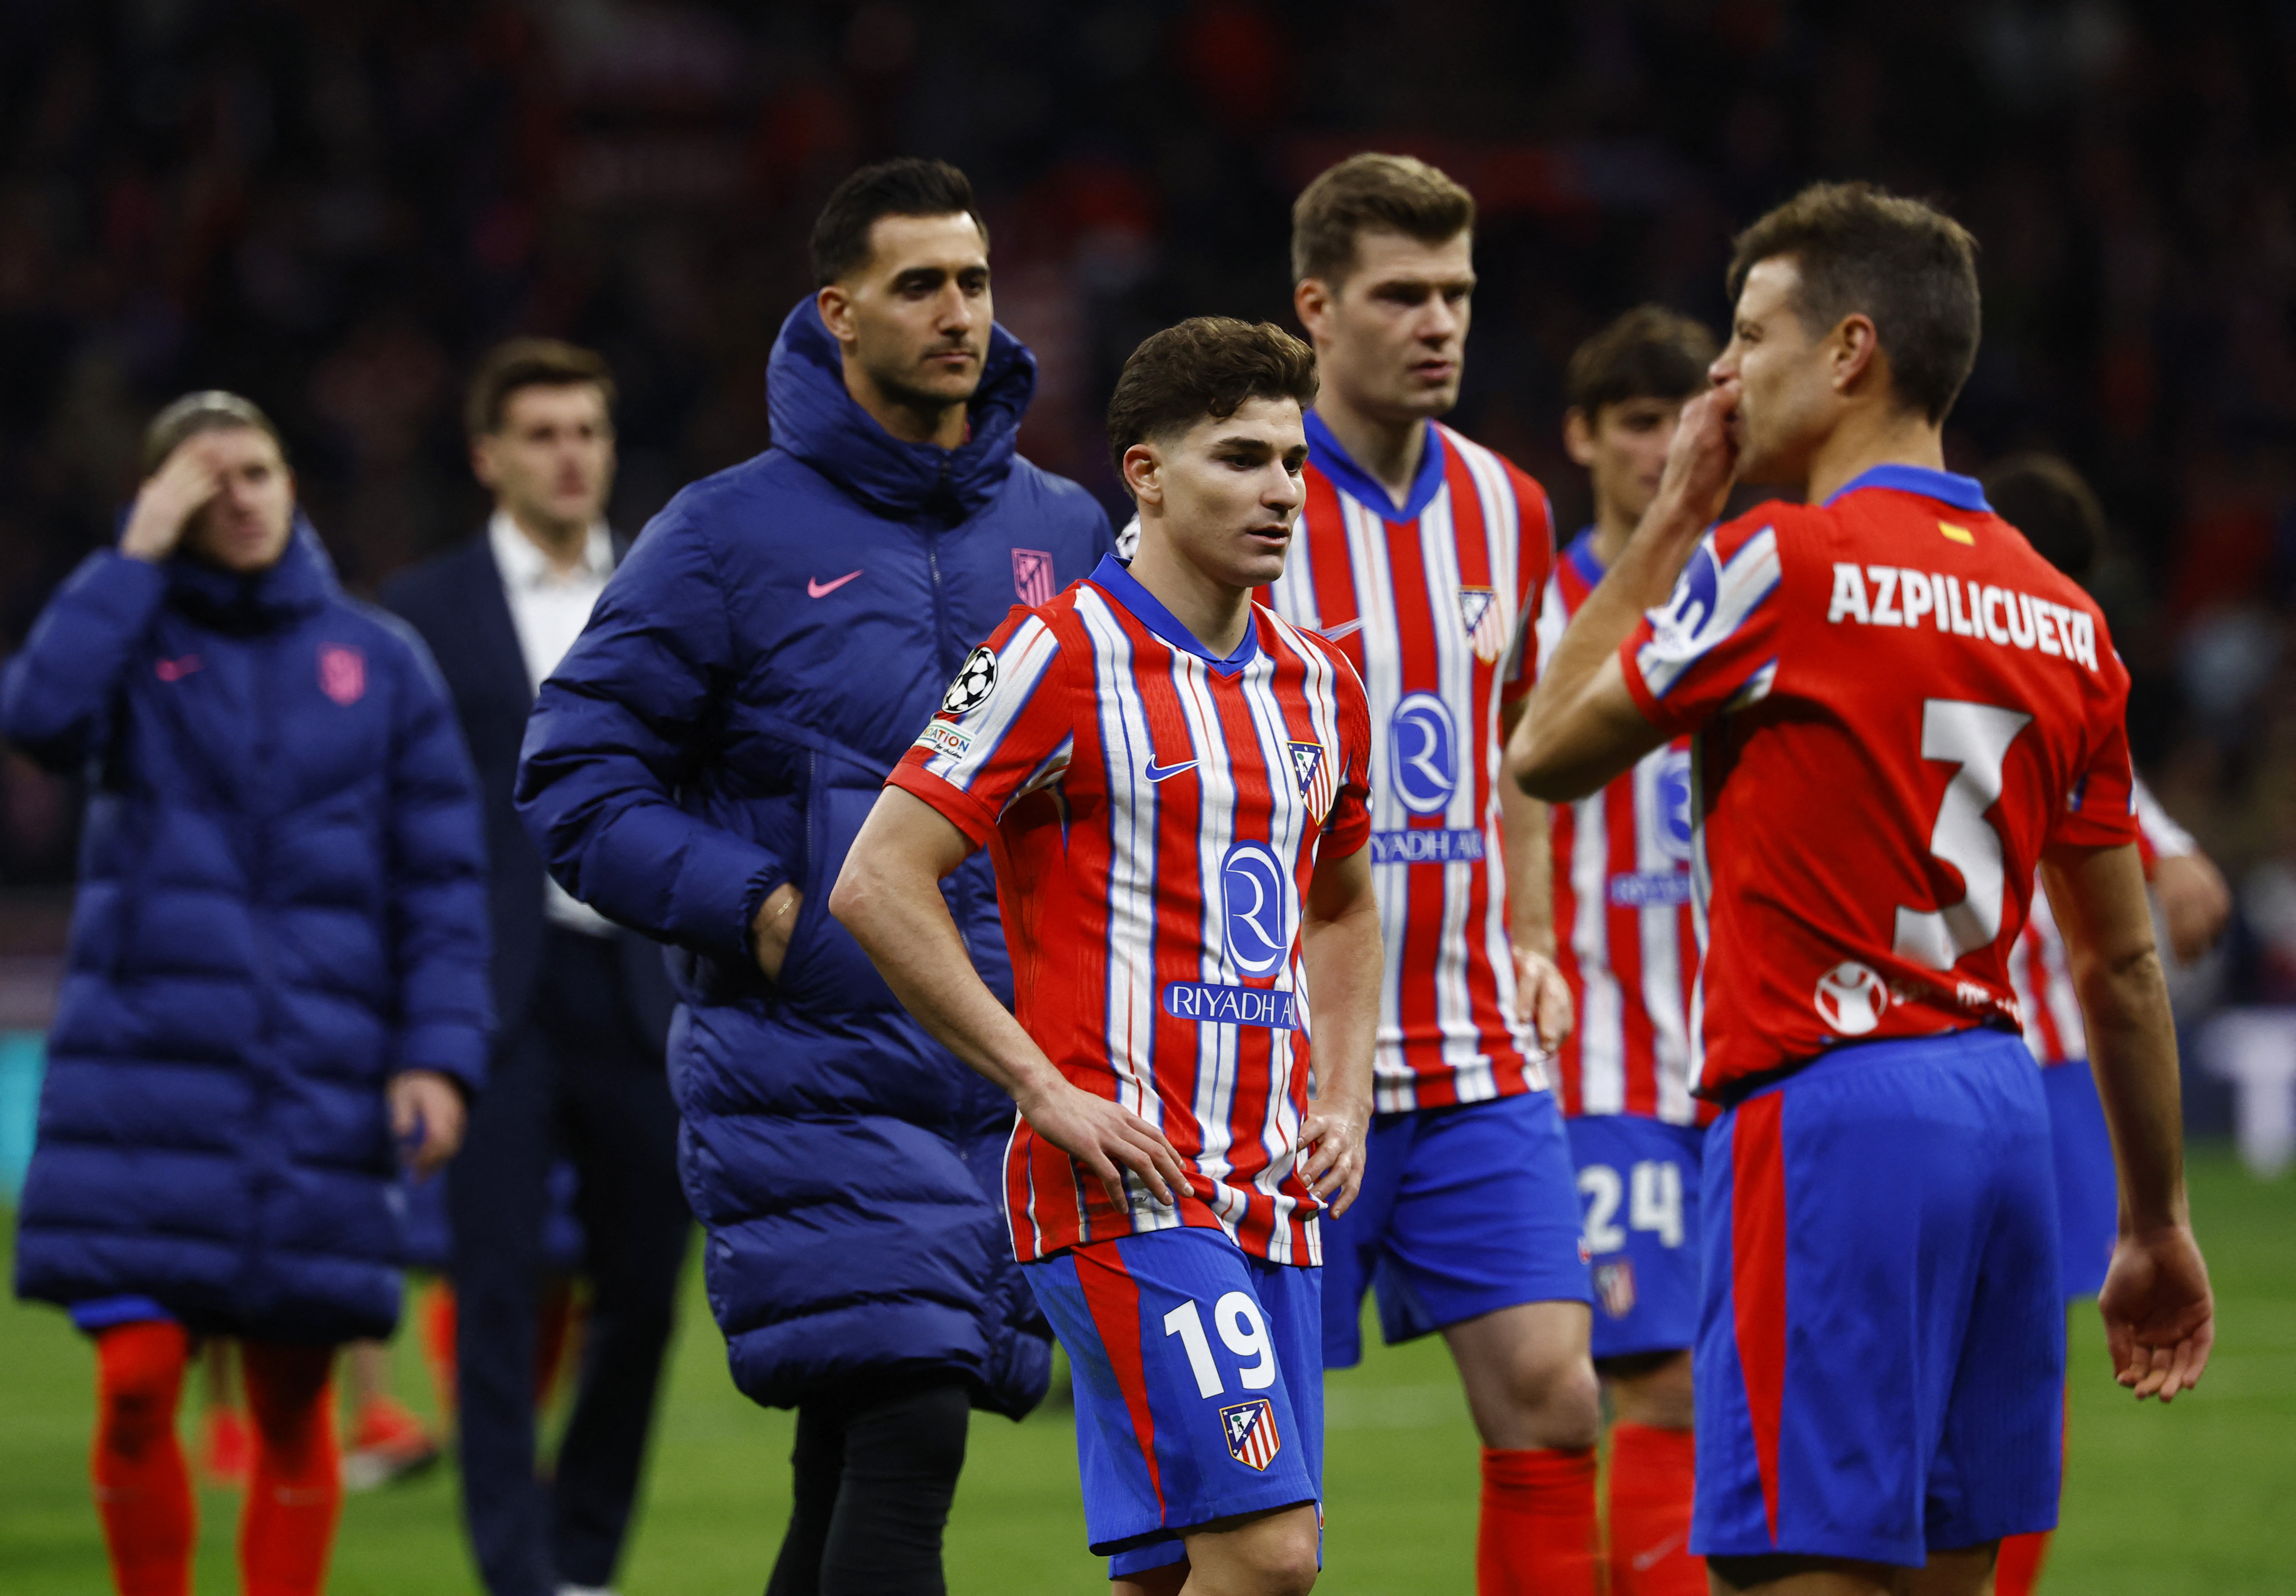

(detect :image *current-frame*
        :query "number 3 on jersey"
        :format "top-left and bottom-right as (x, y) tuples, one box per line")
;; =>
(1894, 699), (2034, 970)
(1164, 1294), (1277, 1398)
(1578, 1160), (1684, 1253)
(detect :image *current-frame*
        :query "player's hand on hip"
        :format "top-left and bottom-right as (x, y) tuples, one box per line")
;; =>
(1299, 1094), (1370, 1217)
(2153, 852), (2232, 965)
(2099, 1222), (2214, 1402)
(1511, 945), (1575, 1054)
(1016, 1077), (1188, 1211)
(389, 1070), (467, 1181)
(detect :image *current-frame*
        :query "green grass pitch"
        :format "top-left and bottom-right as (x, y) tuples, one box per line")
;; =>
(3, 1146), (2288, 1593)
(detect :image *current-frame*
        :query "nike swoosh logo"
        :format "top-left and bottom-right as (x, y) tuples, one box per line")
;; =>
(155, 655), (202, 682)
(807, 570), (863, 597)
(1143, 759), (1199, 784)
(1319, 618), (1364, 641)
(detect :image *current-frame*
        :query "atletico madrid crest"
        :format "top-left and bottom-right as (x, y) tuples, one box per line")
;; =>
(1288, 740), (1336, 817)
(1593, 1258), (1638, 1320)
(318, 644), (366, 706)
(1221, 1399), (1282, 1471)
(1012, 548), (1056, 607)
(1458, 586), (1506, 662)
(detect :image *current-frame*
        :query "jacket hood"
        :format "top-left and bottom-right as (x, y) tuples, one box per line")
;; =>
(765, 296), (1036, 520)
(163, 515), (339, 634)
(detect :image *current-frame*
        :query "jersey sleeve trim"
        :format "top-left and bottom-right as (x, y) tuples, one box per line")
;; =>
(887, 763), (1001, 848)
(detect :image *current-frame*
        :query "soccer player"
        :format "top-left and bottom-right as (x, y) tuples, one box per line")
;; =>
(1976, 453), (2233, 1596)
(1531, 305), (1721, 1596)
(1261, 152), (1601, 1593)
(1511, 182), (2214, 1596)
(830, 316), (1382, 1596)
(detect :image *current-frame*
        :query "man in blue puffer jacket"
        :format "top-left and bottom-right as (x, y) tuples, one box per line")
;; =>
(4, 391), (488, 1596)
(516, 159), (1113, 1594)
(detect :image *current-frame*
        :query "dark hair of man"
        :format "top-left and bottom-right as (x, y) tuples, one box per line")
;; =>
(465, 338), (616, 439)
(1725, 181), (1982, 426)
(810, 157), (984, 289)
(1290, 152), (1476, 287)
(1565, 306), (1719, 420)
(1105, 318), (1319, 479)
(141, 391), (286, 476)
(1982, 452), (2104, 586)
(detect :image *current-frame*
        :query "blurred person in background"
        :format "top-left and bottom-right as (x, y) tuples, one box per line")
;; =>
(2, 391), (489, 1596)
(1979, 452), (2233, 1596)
(515, 157), (1113, 1595)
(1261, 153), (1602, 1596)
(382, 340), (687, 1596)
(1530, 305), (1722, 1596)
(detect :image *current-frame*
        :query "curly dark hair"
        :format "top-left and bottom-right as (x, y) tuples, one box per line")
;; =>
(1105, 318), (1319, 480)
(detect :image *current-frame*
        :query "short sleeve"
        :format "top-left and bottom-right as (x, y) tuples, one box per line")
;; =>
(1619, 516), (1787, 736)
(1498, 473), (1557, 707)
(2050, 651), (2141, 852)
(888, 608), (1075, 847)
(1320, 645), (1374, 858)
(2131, 774), (2195, 871)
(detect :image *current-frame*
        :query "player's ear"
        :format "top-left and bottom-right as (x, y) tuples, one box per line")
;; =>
(817, 284), (859, 347)
(1122, 441), (1164, 507)
(1831, 313), (1883, 397)
(1563, 407), (1596, 467)
(1293, 277), (1332, 342)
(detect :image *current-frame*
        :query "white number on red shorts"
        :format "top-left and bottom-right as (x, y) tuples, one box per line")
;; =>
(1579, 1160), (1685, 1254)
(1163, 1292), (1277, 1397)
(1893, 699), (2034, 970)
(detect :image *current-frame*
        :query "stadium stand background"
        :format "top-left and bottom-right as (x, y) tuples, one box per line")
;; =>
(0, 0), (2292, 1149)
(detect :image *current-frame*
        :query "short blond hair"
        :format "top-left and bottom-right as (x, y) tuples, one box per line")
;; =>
(1290, 153), (1475, 287)
(141, 391), (285, 476)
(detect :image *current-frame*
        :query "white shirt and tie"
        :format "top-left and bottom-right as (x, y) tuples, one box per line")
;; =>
(488, 511), (620, 939)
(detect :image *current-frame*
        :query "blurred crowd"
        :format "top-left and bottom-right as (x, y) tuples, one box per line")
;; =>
(1, 0), (2293, 1014)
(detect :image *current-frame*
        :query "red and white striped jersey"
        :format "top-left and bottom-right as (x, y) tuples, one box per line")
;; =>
(1535, 530), (1708, 1126)
(2008, 775), (2199, 1066)
(889, 554), (1373, 1266)
(1262, 411), (1557, 1114)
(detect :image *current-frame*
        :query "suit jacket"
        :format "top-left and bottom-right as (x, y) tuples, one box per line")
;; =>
(382, 532), (676, 1052)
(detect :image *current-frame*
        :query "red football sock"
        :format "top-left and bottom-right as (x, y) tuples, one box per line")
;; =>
(418, 1279), (457, 1419)
(1607, 1423), (1704, 1596)
(1478, 1445), (1599, 1596)
(91, 1321), (196, 1596)
(238, 1341), (342, 1596)
(1995, 1529), (2051, 1595)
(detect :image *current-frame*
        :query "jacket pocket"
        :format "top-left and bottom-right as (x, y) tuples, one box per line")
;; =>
(773, 754), (901, 1014)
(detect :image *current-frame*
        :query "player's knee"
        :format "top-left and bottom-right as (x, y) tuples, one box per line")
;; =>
(1511, 1343), (1601, 1446)
(1215, 1507), (1322, 1596)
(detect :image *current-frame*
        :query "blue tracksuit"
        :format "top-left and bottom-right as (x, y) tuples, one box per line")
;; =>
(515, 299), (1112, 1413)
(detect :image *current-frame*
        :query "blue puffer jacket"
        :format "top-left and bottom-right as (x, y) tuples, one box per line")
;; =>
(517, 300), (1111, 1413)
(3, 525), (490, 1344)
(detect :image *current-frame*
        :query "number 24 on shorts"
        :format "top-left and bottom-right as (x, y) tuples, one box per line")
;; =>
(1578, 1160), (1685, 1252)
(1164, 1293), (1279, 1398)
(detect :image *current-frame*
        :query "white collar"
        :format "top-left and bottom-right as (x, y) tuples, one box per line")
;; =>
(489, 511), (612, 589)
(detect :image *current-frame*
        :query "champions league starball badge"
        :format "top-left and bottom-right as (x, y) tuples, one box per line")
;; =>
(941, 645), (998, 716)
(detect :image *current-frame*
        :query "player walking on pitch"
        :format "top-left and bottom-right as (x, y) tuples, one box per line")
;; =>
(1512, 183), (2213, 1596)
(833, 317), (1382, 1595)
(1531, 306), (1724, 1596)
(1261, 153), (1603, 1594)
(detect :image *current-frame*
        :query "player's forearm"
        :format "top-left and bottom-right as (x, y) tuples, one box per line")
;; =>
(829, 846), (1066, 1108)
(1300, 871), (1382, 1112)
(1498, 759), (1557, 957)
(2044, 844), (2190, 1231)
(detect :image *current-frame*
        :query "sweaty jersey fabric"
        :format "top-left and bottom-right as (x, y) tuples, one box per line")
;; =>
(891, 555), (1374, 1266)
(1539, 529), (1706, 1126)
(1263, 412), (1557, 1113)
(1618, 465), (2141, 1098)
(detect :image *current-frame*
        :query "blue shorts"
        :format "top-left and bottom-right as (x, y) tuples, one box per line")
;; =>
(1694, 1028), (2064, 1567)
(1565, 1115), (1705, 1361)
(1321, 1090), (1591, 1368)
(2042, 1058), (2116, 1299)
(1026, 1228), (1322, 1580)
